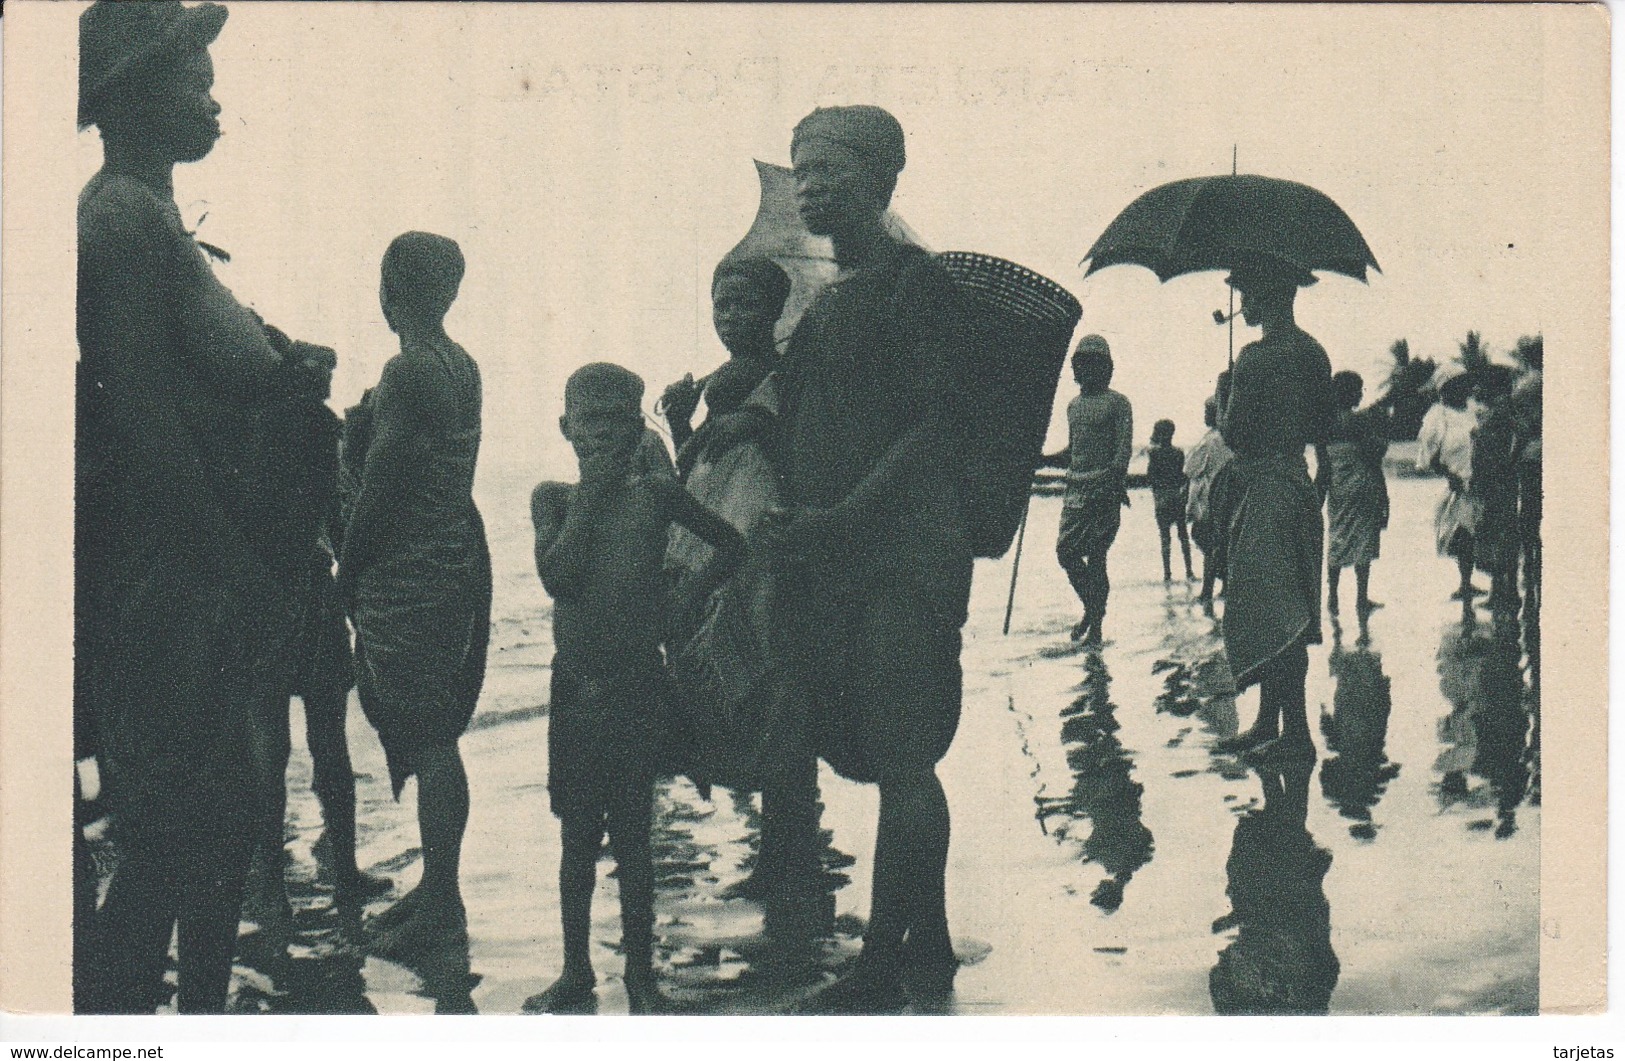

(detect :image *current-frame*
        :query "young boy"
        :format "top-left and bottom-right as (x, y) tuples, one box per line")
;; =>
(1146, 419), (1195, 583)
(1184, 394), (1234, 603)
(527, 362), (745, 1015)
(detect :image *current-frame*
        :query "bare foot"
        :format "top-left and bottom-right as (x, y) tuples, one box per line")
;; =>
(625, 975), (677, 1015)
(1356, 598), (1384, 614)
(796, 964), (907, 1015)
(1215, 727), (1277, 754)
(335, 870), (393, 906)
(365, 886), (423, 935)
(1243, 733), (1317, 766)
(367, 898), (467, 962)
(522, 971), (597, 1014)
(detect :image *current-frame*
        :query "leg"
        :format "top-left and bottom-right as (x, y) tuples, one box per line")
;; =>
(1245, 646), (1314, 765)
(1157, 515), (1173, 582)
(1198, 540), (1217, 602)
(1177, 518), (1195, 579)
(523, 810), (605, 1013)
(607, 782), (669, 1013)
(1081, 545), (1111, 643)
(244, 693), (293, 932)
(89, 842), (184, 1014)
(368, 740), (469, 957)
(1355, 563), (1381, 611)
(301, 683), (389, 900)
(175, 831), (253, 1014)
(1326, 564), (1342, 615)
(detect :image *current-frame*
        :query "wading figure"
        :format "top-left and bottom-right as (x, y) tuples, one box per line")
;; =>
(1415, 364), (1484, 604)
(528, 363), (744, 1014)
(1212, 262), (1334, 766)
(1145, 418), (1195, 584)
(1040, 336), (1134, 644)
(1316, 371), (1388, 616)
(76, 0), (330, 1012)
(1185, 394), (1234, 603)
(758, 105), (973, 1012)
(340, 232), (493, 958)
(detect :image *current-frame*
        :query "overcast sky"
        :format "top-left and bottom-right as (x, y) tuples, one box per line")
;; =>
(76, 2), (1560, 477)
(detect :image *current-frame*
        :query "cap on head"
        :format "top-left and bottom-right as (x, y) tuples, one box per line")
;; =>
(565, 362), (644, 418)
(1072, 334), (1114, 390)
(1153, 418), (1175, 441)
(792, 104), (906, 201)
(79, 0), (228, 128)
(382, 231), (465, 323)
(712, 256), (792, 311)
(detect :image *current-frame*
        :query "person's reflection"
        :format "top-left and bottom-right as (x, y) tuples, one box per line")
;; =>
(1318, 617), (1399, 840)
(1209, 764), (1339, 1015)
(1038, 655), (1154, 913)
(1433, 617), (1534, 839)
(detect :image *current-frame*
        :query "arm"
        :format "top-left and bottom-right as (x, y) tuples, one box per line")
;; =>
(1113, 398), (1134, 481)
(1314, 443), (1331, 501)
(533, 456), (625, 599)
(530, 481), (581, 598)
(338, 355), (431, 589)
(658, 478), (746, 603)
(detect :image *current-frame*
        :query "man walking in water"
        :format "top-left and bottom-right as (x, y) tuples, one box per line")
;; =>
(1041, 336), (1133, 644)
(1213, 260), (1334, 765)
(758, 105), (972, 1012)
(341, 232), (492, 958)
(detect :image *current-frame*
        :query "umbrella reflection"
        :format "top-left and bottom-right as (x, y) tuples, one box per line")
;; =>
(1209, 764), (1339, 1015)
(1036, 655), (1154, 914)
(1319, 622), (1399, 840)
(1433, 619), (1535, 839)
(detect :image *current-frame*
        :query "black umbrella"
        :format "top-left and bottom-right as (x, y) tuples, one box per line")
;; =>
(1082, 174), (1380, 284)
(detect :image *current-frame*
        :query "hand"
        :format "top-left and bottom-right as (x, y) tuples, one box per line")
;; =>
(660, 376), (701, 423)
(760, 504), (844, 563)
(1446, 472), (1466, 494)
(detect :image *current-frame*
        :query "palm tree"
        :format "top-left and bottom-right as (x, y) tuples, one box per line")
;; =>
(1376, 338), (1437, 441)
(1458, 330), (1490, 375)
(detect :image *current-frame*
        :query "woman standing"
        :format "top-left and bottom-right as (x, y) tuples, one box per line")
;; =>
(1317, 371), (1389, 616)
(76, 0), (330, 1012)
(1416, 364), (1484, 603)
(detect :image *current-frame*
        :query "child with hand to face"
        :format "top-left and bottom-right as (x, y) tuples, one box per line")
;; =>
(527, 363), (744, 1015)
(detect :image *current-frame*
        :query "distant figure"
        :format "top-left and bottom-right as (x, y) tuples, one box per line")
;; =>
(1469, 366), (1521, 615)
(1212, 260), (1334, 767)
(1041, 335), (1133, 644)
(76, 0), (332, 1013)
(1185, 393), (1234, 604)
(1415, 364), (1484, 603)
(340, 232), (493, 958)
(528, 363), (744, 1014)
(1316, 371), (1388, 616)
(1145, 419), (1195, 584)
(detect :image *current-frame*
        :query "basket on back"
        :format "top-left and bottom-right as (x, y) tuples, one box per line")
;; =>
(938, 251), (1082, 560)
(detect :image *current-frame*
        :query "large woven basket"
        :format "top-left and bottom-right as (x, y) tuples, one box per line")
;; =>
(938, 251), (1082, 559)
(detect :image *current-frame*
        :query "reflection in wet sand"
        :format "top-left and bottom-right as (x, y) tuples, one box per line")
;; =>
(1036, 655), (1155, 914)
(1210, 765), (1339, 1015)
(1433, 617), (1536, 839)
(1319, 619), (1399, 841)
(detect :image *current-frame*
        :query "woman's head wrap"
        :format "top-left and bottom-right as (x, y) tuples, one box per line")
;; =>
(712, 256), (792, 311)
(792, 105), (906, 202)
(382, 231), (465, 322)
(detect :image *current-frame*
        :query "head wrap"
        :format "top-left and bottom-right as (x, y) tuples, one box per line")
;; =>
(792, 105), (906, 191)
(712, 256), (792, 311)
(382, 231), (465, 321)
(1426, 361), (1467, 394)
(79, 0), (227, 128)
(565, 362), (644, 417)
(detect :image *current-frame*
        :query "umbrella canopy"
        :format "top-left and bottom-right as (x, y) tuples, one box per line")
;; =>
(722, 160), (927, 350)
(1082, 174), (1379, 284)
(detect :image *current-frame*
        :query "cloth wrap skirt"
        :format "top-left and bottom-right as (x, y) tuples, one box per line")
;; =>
(1223, 452), (1324, 691)
(353, 511), (492, 797)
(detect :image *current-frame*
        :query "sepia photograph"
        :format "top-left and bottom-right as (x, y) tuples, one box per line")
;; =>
(0, 0), (1610, 1039)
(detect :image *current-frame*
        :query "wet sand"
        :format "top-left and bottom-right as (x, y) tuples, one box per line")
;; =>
(209, 470), (1537, 1016)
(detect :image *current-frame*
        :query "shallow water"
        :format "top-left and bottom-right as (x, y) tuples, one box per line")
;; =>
(216, 471), (1537, 1016)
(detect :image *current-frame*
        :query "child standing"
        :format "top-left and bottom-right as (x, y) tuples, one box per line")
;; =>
(527, 363), (744, 1014)
(1184, 395), (1234, 603)
(1146, 419), (1195, 583)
